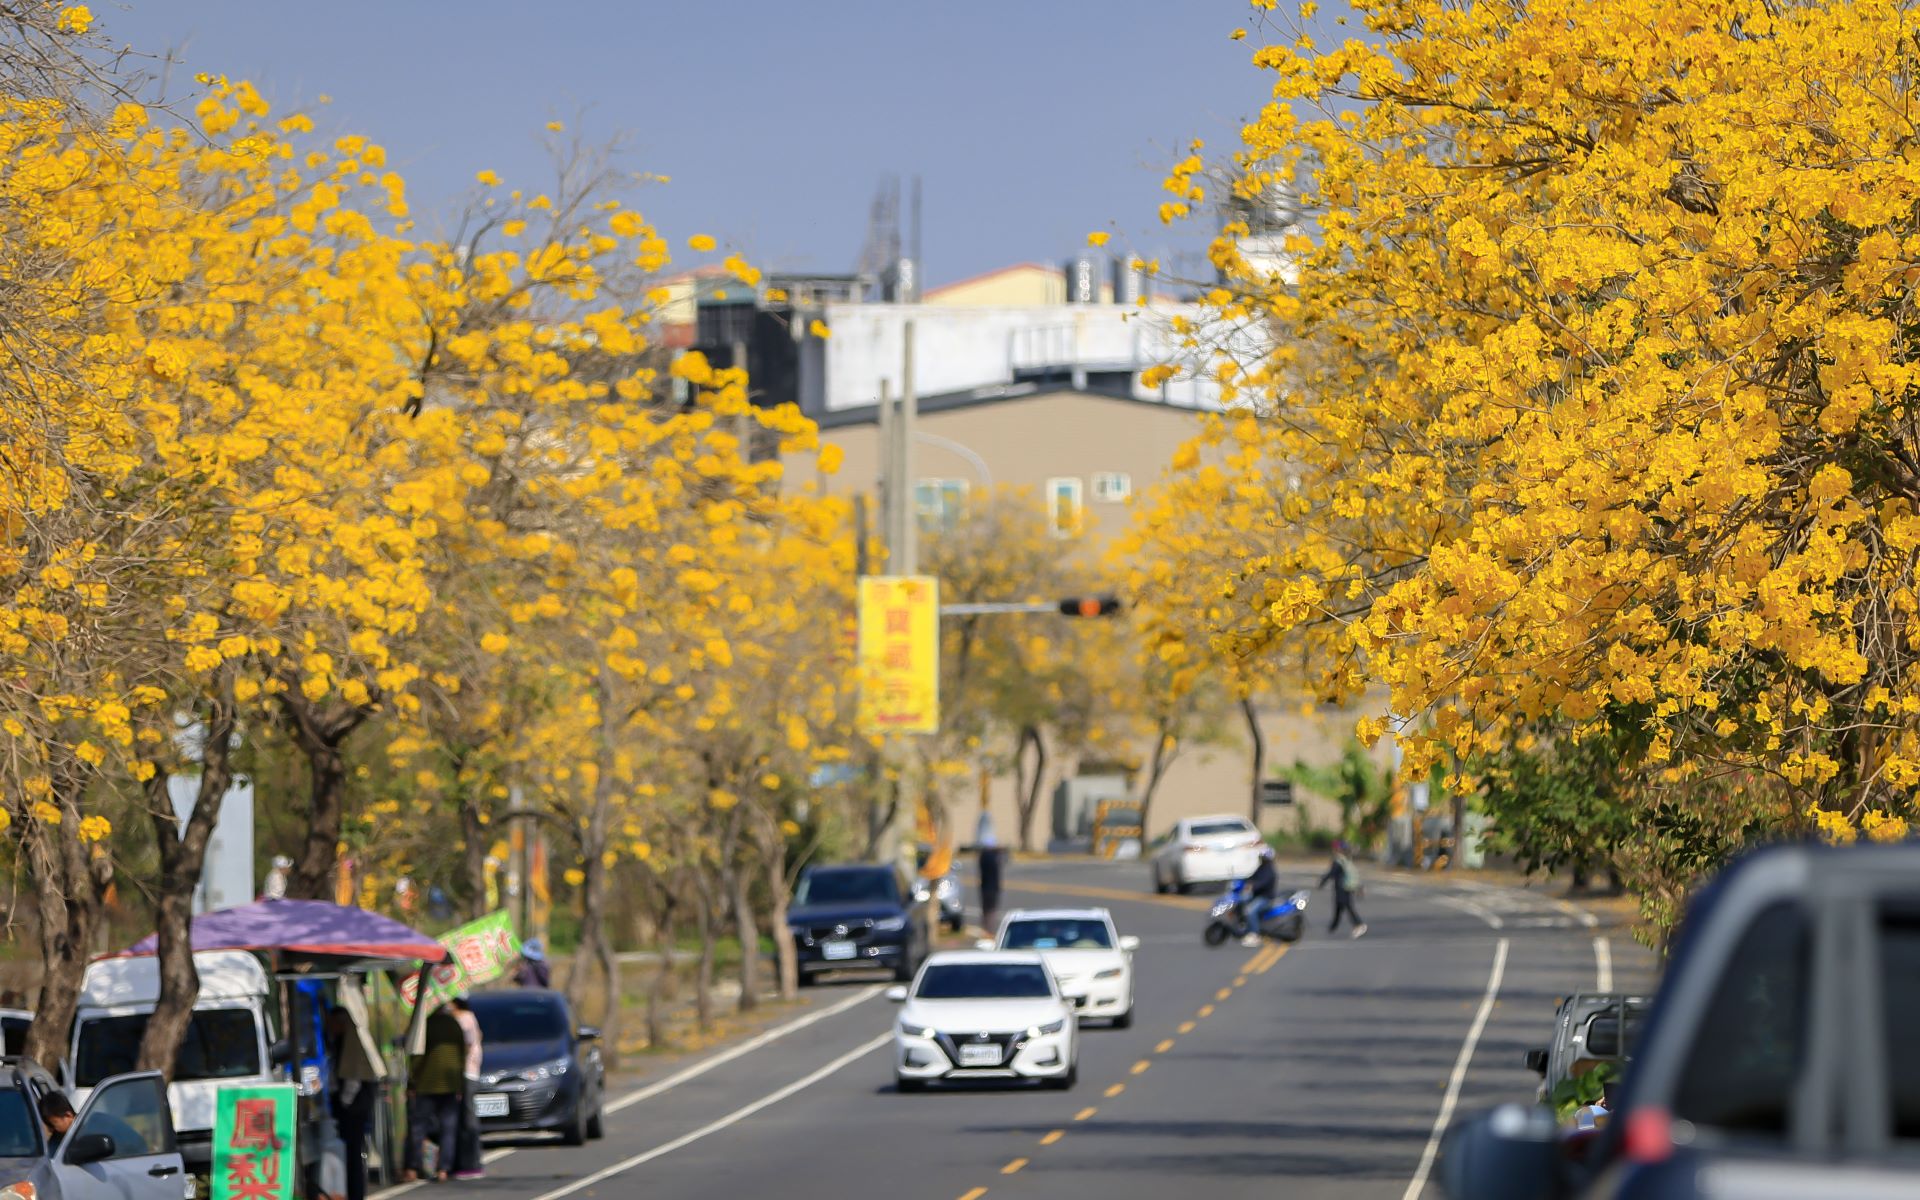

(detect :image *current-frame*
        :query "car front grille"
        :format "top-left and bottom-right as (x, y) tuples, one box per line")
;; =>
(932, 1030), (1028, 1066)
(799, 919), (876, 944)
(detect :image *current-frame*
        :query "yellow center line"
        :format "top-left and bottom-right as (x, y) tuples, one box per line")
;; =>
(1040, 1130), (1064, 1146)
(1215, 987), (1233, 1001)
(1130, 1059), (1152, 1075)
(1074, 1107), (1097, 1121)
(1178, 1021), (1196, 1034)
(1105, 1083), (1126, 1098)
(1233, 975), (1249, 987)
(1002, 1159), (1029, 1175)
(959, 1190), (988, 1200)
(1257, 944), (1290, 974)
(1155, 1038), (1175, 1053)
(1198, 1004), (1215, 1018)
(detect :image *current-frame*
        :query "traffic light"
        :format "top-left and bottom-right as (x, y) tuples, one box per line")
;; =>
(1058, 595), (1122, 618)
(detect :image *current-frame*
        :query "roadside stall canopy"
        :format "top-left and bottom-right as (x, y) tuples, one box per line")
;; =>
(124, 898), (449, 963)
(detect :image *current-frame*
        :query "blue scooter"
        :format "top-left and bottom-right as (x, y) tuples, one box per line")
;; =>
(1204, 880), (1309, 946)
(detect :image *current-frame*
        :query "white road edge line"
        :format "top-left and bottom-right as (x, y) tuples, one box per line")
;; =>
(1401, 937), (1510, 1200)
(1429, 892), (1506, 930)
(368, 982), (886, 1200)
(525, 1033), (893, 1200)
(1594, 935), (1613, 992)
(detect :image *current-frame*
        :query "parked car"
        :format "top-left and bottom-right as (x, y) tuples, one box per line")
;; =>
(468, 988), (604, 1146)
(1149, 815), (1263, 894)
(789, 863), (932, 984)
(69, 950), (290, 1172)
(888, 951), (1078, 1092)
(0, 1058), (188, 1200)
(916, 844), (967, 932)
(983, 908), (1138, 1027)
(1442, 842), (1920, 1199)
(1525, 992), (1650, 1109)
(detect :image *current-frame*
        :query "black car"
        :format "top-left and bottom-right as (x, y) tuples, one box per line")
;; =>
(789, 863), (931, 984)
(467, 990), (604, 1146)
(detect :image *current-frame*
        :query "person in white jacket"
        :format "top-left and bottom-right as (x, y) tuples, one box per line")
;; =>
(447, 997), (485, 1180)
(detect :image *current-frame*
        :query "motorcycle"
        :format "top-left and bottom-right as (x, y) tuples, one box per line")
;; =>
(1204, 880), (1309, 946)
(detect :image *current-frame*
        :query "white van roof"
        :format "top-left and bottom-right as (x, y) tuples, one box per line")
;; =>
(80, 950), (269, 1009)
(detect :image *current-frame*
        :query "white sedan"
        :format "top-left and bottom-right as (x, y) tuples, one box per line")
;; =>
(982, 908), (1138, 1027)
(1150, 814), (1264, 894)
(888, 951), (1078, 1091)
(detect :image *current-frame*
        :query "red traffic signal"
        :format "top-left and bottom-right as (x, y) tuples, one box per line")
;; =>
(1058, 595), (1122, 618)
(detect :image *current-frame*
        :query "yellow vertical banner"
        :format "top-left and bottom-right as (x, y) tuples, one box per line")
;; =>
(858, 575), (940, 735)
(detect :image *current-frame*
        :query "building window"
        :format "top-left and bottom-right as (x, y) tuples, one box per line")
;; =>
(1046, 477), (1084, 538)
(1091, 472), (1132, 502)
(916, 478), (969, 530)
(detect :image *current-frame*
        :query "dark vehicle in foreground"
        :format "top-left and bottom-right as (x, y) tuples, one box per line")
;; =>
(1525, 992), (1650, 1110)
(0, 1059), (186, 1200)
(1442, 842), (1920, 1199)
(469, 990), (604, 1146)
(789, 863), (931, 984)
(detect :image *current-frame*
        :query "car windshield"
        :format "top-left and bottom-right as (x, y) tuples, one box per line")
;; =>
(74, 1009), (260, 1088)
(915, 963), (1053, 1000)
(470, 997), (570, 1043)
(1002, 920), (1112, 950)
(1188, 820), (1252, 839)
(796, 868), (897, 906)
(0, 1089), (38, 1158)
(1, 1017), (27, 1059)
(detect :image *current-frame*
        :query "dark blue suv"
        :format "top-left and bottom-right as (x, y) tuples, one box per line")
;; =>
(789, 863), (930, 984)
(468, 989), (604, 1146)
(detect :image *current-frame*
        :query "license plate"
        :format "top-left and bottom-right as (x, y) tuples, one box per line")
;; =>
(474, 1093), (509, 1118)
(958, 1044), (1002, 1068)
(822, 940), (856, 961)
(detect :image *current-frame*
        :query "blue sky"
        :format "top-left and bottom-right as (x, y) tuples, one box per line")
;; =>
(96, 1), (1278, 288)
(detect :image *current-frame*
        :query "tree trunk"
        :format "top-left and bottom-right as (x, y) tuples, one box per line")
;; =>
(1015, 725), (1048, 853)
(278, 691), (369, 900)
(458, 790), (489, 920)
(595, 919), (619, 1068)
(1241, 696), (1265, 825)
(763, 853), (798, 1001)
(691, 874), (717, 1032)
(19, 769), (114, 1069)
(568, 670), (622, 1046)
(1136, 725), (1177, 841)
(645, 884), (677, 1049)
(138, 686), (238, 1078)
(729, 867), (759, 1014)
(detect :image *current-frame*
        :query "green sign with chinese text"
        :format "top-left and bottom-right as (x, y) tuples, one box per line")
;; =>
(211, 1084), (296, 1200)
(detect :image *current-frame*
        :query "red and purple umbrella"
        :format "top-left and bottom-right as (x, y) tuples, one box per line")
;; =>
(124, 898), (447, 962)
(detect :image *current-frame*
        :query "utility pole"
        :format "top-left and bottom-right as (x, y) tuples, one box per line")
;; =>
(897, 320), (917, 574)
(875, 322), (921, 884)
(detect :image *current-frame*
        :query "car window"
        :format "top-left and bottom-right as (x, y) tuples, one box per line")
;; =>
(75, 1009), (260, 1088)
(795, 868), (898, 907)
(0, 1089), (40, 1157)
(1672, 900), (1809, 1139)
(1583, 1007), (1646, 1059)
(914, 963), (1053, 999)
(1001, 920), (1113, 950)
(73, 1074), (171, 1159)
(1188, 820), (1253, 838)
(1876, 898), (1920, 1140)
(471, 997), (570, 1043)
(1, 1017), (28, 1058)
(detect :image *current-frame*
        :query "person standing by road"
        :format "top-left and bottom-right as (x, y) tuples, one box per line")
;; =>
(405, 1003), (466, 1182)
(448, 996), (485, 1180)
(324, 1007), (378, 1200)
(975, 798), (1004, 932)
(1318, 841), (1368, 938)
(514, 939), (551, 988)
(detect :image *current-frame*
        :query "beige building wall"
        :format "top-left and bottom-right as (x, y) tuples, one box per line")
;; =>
(923, 263), (1078, 307)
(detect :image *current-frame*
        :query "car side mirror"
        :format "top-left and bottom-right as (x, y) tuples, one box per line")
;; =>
(66, 1132), (117, 1165)
(884, 985), (909, 1003)
(1119, 935), (1141, 953)
(973, 939), (995, 951)
(1436, 1105), (1562, 1200)
(1524, 1048), (1549, 1076)
(269, 1039), (295, 1066)
(577, 1026), (602, 1042)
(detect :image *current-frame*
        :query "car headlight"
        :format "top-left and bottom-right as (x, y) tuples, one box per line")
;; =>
(1027, 1019), (1067, 1038)
(897, 1020), (936, 1039)
(3, 1183), (37, 1200)
(515, 1058), (571, 1082)
(1094, 967), (1123, 979)
(873, 916), (907, 932)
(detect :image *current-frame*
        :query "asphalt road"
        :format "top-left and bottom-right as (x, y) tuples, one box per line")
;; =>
(383, 859), (1655, 1200)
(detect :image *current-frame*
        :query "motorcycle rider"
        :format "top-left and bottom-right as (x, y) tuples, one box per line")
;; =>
(1237, 845), (1279, 946)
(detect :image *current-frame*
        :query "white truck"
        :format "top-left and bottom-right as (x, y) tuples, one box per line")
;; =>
(68, 950), (289, 1171)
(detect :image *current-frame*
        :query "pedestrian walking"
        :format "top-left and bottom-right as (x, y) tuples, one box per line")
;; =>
(448, 996), (486, 1180)
(975, 798), (1004, 931)
(404, 1003), (466, 1182)
(1318, 841), (1368, 938)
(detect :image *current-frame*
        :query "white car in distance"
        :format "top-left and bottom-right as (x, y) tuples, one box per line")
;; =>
(980, 908), (1138, 1027)
(1150, 814), (1264, 894)
(888, 951), (1078, 1092)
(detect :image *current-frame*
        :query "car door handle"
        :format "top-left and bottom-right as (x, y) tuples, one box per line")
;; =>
(149, 1166), (180, 1177)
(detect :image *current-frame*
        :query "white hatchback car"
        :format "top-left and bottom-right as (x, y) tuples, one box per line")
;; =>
(1150, 814), (1264, 894)
(983, 908), (1138, 1027)
(888, 951), (1078, 1092)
